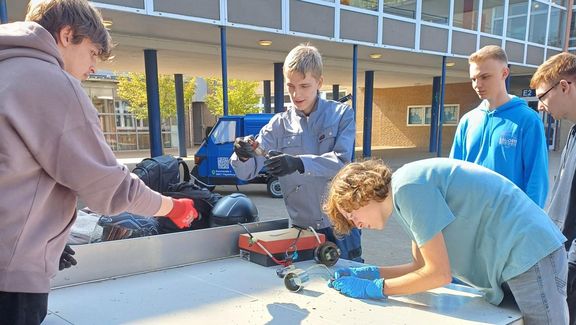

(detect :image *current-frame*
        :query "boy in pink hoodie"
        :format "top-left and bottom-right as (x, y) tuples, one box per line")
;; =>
(0, 1), (197, 323)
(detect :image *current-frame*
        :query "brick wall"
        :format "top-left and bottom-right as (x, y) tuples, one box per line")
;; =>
(354, 82), (480, 151)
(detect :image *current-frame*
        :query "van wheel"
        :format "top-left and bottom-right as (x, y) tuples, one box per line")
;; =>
(267, 178), (283, 198)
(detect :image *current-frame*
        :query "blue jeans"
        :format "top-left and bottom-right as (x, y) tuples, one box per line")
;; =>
(506, 247), (569, 325)
(317, 227), (363, 262)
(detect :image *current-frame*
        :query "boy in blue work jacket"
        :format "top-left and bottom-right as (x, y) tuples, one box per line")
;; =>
(450, 45), (548, 207)
(230, 44), (362, 261)
(324, 158), (567, 325)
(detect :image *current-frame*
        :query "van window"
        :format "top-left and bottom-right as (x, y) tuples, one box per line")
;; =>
(211, 120), (237, 144)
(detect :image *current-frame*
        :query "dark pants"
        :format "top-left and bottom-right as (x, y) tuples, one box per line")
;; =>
(0, 291), (48, 325)
(317, 227), (363, 262)
(568, 263), (576, 325)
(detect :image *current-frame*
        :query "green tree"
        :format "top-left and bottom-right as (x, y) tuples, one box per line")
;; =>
(204, 78), (261, 116)
(116, 72), (195, 120)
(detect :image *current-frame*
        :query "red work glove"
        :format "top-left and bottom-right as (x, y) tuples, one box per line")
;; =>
(166, 198), (199, 229)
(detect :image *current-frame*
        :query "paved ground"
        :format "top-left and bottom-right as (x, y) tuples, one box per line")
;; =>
(117, 147), (562, 267)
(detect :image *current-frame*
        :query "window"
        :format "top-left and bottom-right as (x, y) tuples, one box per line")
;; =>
(383, 0), (416, 19)
(115, 101), (133, 129)
(506, 0), (529, 41)
(528, 1), (548, 45)
(422, 0), (450, 25)
(453, 0), (480, 30)
(211, 120), (237, 144)
(341, 0), (378, 11)
(548, 6), (567, 48)
(481, 0), (504, 35)
(407, 105), (460, 126)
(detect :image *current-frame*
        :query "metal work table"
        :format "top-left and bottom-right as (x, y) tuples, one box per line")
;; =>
(43, 220), (522, 324)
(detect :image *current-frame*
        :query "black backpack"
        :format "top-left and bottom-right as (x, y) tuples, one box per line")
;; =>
(157, 179), (223, 233)
(132, 155), (190, 193)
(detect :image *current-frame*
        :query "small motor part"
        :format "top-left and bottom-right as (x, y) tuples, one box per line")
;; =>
(314, 241), (340, 267)
(284, 268), (310, 292)
(248, 138), (267, 157)
(276, 265), (296, 278)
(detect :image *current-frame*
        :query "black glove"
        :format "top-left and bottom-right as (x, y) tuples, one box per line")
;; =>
(59, 245), (77, 271)
(264, 151), (304, 177)
(234, 136), (256, 161)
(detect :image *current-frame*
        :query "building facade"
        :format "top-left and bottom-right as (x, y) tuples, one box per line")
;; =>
(6, 0), (574, 153)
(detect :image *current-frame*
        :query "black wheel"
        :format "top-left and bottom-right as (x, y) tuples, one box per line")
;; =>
(267, 177), (283, 198)
(314, 242), (340, 267)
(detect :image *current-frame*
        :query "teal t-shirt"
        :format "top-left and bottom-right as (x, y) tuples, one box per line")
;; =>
(392, 158), (565, 305)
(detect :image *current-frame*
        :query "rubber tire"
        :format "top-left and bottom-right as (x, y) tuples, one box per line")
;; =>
(314, 242), (340, 267)
(267, 177), (283, 198)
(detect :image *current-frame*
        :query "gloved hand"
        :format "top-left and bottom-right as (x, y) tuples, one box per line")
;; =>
(329, 276), (386, 300)
(264, 151), (304, 177)
(166, 198), (199, 229)
(334, 266), (380, 280)
(234, 135), (256, 161)
(59, 245), (77, 271)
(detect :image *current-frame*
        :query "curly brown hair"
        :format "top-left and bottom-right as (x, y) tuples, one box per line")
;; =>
(323, 159), (392, 236)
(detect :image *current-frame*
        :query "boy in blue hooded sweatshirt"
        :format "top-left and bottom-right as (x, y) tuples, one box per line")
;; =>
(450, 45), (548, 207)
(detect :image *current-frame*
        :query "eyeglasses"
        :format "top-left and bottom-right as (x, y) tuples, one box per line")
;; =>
(537, 80), (572, 103)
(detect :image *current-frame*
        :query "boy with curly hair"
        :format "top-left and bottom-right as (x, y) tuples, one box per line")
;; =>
(324, 158), (567, 325)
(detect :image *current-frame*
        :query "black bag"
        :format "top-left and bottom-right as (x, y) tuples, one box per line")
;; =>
(98, 213), (160, 241)
(132, 155), (190, 193)
(157, 178), (223, 233)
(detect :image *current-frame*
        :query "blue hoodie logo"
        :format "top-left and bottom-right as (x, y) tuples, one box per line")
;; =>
(498, 132), (518, 148)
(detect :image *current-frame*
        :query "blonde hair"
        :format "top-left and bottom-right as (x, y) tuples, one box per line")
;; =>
(283, 43), (323, 80)
(26, 0), (112, 60)
(323, 159), (392, 235)
(469, 45), (508, 65)
(531, 52), (576, 89)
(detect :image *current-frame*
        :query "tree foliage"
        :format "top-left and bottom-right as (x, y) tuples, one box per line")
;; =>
(204, 78), (261, 116)
(116, 72), (195, 120)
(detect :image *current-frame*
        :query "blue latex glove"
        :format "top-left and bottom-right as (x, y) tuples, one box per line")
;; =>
(330, 276), (386, 300)
(334, 266), (380, 280)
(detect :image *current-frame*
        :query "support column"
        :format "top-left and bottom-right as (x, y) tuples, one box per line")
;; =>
(429, 76), (441, 153)
(174, 74), (187, 157)
(332, 84), (340, 101)
(0, 0), (7, 24)
(263, 80), (272, 113)
(144, 49), (163, 157)
(220, 26), (229, 116)
(274, 63), (284, 113)
(437, 56), (447, 157)
(363, 71), (374, 158)
(352, 45), (358, 113)
(352, 44), (358, 161)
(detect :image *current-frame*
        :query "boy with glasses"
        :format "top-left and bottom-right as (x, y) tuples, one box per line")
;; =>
(532, 52), (576, 324)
